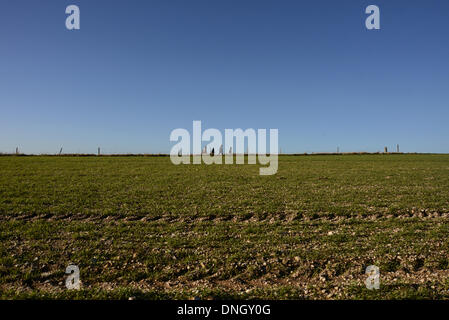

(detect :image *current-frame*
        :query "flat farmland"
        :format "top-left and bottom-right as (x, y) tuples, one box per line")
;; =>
(1, 154), (449, 299)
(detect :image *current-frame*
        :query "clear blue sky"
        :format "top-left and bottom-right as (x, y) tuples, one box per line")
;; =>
(1, 0), (448, 154)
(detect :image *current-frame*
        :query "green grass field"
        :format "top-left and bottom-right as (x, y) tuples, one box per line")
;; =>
(1, 154), (449, 299)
